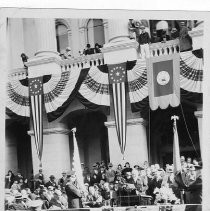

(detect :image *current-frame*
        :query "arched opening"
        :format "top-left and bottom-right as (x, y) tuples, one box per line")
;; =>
(56, 24), (69, 53)
(86, 19), (105, 48)
(148, 104), (201, 166)
(63, 110), (109, 169)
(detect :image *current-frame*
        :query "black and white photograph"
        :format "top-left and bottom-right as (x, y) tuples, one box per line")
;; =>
(1, 5), (209, 211)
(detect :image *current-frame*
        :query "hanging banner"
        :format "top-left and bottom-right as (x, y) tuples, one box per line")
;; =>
(29, 76), (43, 166)
(146, 53), (180, 110)
(108, 62), (127, 157)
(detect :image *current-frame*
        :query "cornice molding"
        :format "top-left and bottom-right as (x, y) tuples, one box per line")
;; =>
(28, 127), (71, 136)
(104, 118), (146, 128)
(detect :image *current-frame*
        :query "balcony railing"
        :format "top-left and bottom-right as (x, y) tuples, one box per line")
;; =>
(8, 53), (105, 78)
(60, 53), (105, 72)
(149, 39), (180, 57)
(8, 68), (28, 80)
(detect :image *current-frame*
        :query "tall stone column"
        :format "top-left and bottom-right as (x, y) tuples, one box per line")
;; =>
(194, 110), (203, 158)
(8, 19), (25, 70)
(27, 18), (62, 77)
(70, 19), (81, 58)
(108, 19), (130, 43)
(35, 19), (57, 56)
(103, 19), (109, 44)
(28, 127), (71, 179)
(79, 27), (86, 52)
(102, 19), (138, 64)
(103, 21), (147, 166)
(105, 119), (148, 167)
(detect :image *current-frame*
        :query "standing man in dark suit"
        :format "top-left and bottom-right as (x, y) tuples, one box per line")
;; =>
(65, 171), (82, 208)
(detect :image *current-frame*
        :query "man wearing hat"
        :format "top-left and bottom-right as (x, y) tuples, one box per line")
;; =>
(45, 175), (57, 189)
(105, 163), (115, 183)
(138, 25), (150, 59)
(9, 192), (27, 210)
(65, 170), (83, 208)
(185, 162), (202, 204)
(58, 171), (68, 190)
(34, 169), (45, 189)
(90, 164), (101, 185)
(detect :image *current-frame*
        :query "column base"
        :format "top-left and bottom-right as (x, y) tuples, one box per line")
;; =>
(26, 54), (62, 77)
(28, 127), (71, 179)
(102, 39), (139, 64)
(105, 118), (148, 167)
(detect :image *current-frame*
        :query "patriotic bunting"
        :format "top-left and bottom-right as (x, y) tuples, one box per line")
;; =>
(180, 50), (203, 93)
(127, 59), (148, 104)
(78, 65), (110, 106)
(29, 76), (43, 165)
(108, 63), (127, 157)
(6, 77), (30, 118)
(6, 50), (203, 121)
(147, 54), (180, 110)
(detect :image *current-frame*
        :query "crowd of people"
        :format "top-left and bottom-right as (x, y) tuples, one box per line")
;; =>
(128, 20), (193, 58)
(4, 155), (202, 210)
(60, 43), (102, 60)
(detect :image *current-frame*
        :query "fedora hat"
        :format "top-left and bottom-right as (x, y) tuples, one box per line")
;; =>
(15, 193), (22, 200)
(108, 163), (113, 167)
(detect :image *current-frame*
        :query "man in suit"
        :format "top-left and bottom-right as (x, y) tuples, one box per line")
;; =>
(65, 170), (82, 208)
(45, 175), (57, 189)
(34, 169), (45, 189)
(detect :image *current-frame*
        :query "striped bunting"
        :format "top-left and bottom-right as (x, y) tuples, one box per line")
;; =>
(29, 76), (43, 165)
(78, 65), (110, 106)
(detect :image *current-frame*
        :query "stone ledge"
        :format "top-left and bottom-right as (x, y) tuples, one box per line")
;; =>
(26, 55), (62, 67)
(28, 127), (71, 136)
(104, 118), (146, 128)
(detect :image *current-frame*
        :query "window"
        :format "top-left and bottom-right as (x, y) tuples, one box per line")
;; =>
(56, 24), (69, 53)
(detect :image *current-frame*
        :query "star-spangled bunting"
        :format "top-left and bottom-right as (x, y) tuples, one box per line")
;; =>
(29, 76), (43, 167)
(108, 63), (127, 157)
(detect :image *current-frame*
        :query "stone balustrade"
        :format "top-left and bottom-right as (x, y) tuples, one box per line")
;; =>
(149, 39), (180, 57)
(60, 53), (104, 72)
(8, 53), (105, 78)
(8, 68), (28, 80)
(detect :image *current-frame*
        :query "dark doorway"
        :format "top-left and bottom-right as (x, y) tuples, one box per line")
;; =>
(66, 110), (109, 169)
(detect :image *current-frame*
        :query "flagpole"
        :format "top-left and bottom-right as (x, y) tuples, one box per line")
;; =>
(71, 128), (86, 193)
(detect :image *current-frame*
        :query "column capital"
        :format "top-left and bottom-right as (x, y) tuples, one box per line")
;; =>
(194, 110), (203, 118)
(27, 55), (62, 78)
(104, 118), (146, 128)
(28, 127), (71, 136)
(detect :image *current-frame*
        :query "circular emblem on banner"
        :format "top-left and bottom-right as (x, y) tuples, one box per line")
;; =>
(157, 71), (170, 86)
